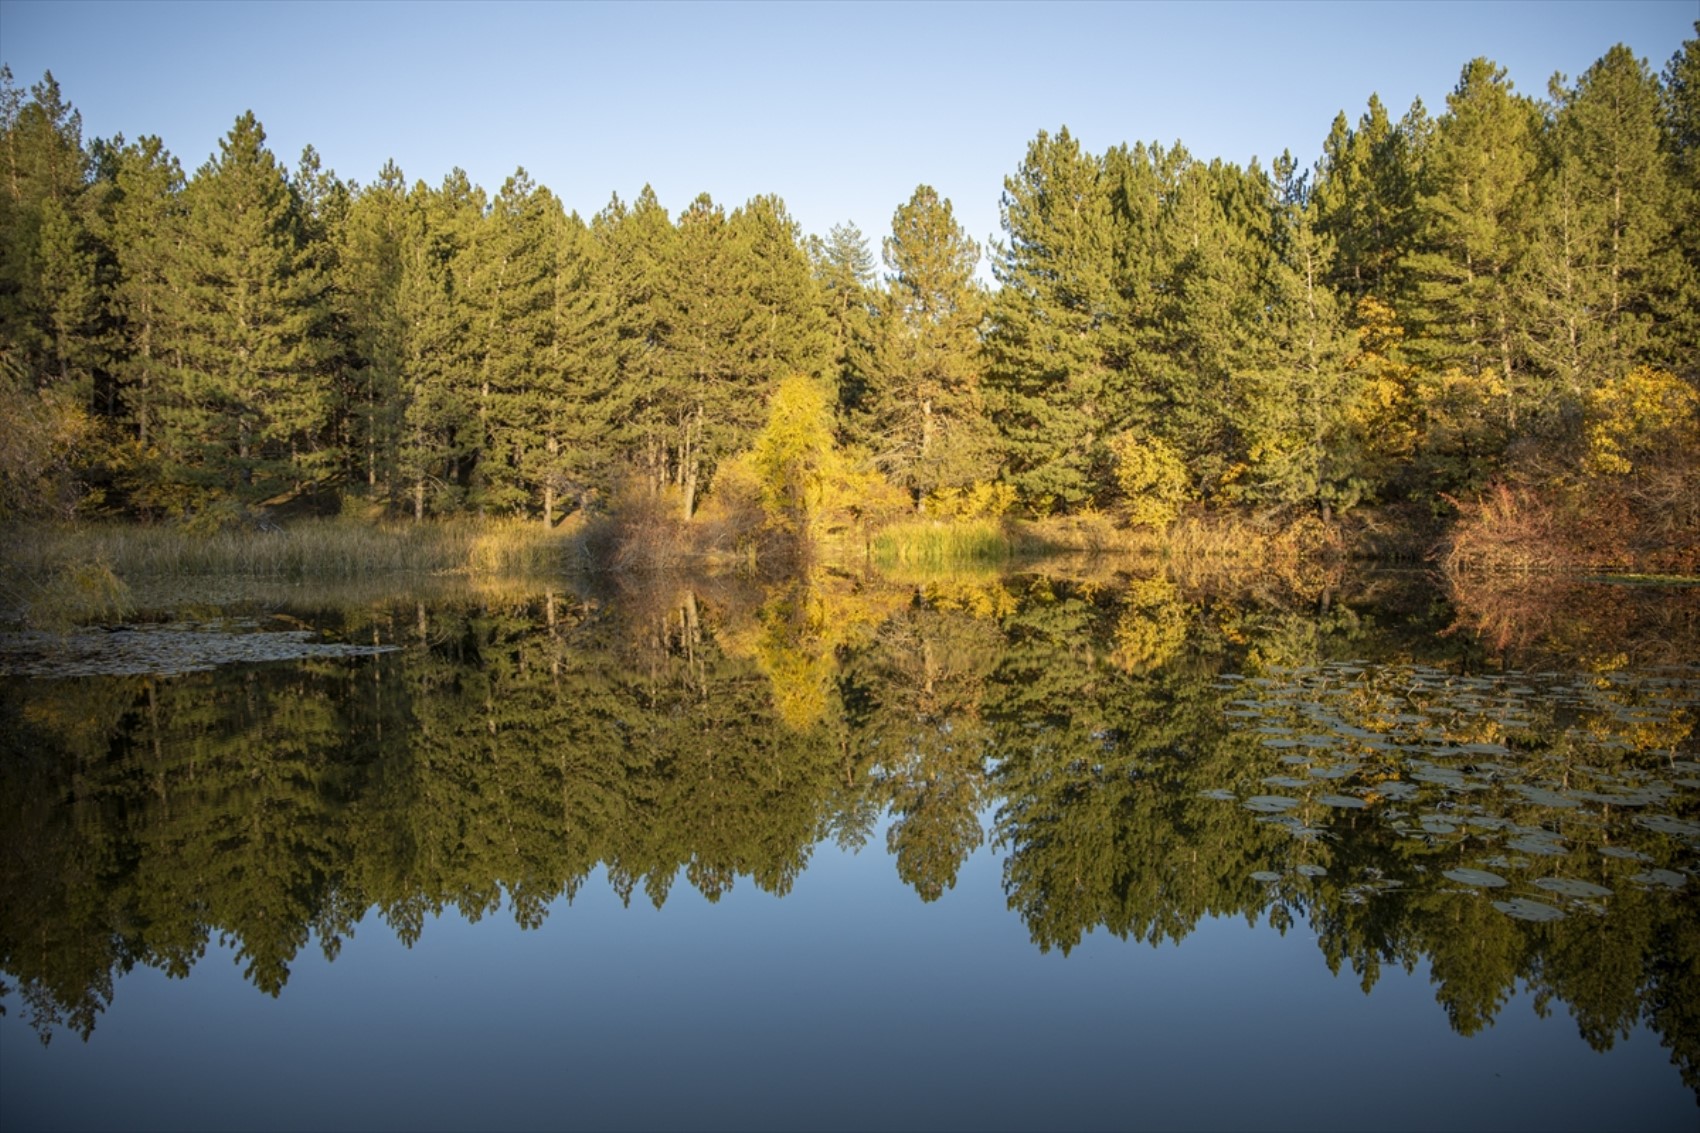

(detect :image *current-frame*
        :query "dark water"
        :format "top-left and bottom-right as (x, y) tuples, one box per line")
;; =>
(2, 568), (1696, 1131)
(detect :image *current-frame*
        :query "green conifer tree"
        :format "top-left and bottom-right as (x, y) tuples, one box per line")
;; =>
(160, 112), (330, 514)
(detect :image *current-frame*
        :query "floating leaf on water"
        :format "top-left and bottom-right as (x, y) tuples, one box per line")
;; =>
(1420, 816), (1458, 835)
(1244, 795), (1300, 813)
(1512, 786), (1581, 809)
(1250, 871), (1282, 883)
(1378, 782), (1420, 801)
(1298, 735), (1335, 749)
(1262, 737), (1301, 749)
(1534, 877), (1613, 900)
(1635, 815), (1700, 839)
(1197, 788), (1237, 801)
(1279, 754), (1310, 765)
(1492, 898), (1566, 923)
(1509, 830), (1570, 857)
(1223, 709), (1262, 718)
(1297, 864), (1328, 878)
(1308, 766), (1351, 780)
(1262, 776), (1309, 789)
(1443, 868), (1509, 888)
(1630, 869), (1688, 889)
(1599, 846), (1651, 862)
(1675, 779), (1700, 790)
(1507, 834), (1567, 856)
(1460, 742), (1512, 756)
(1319, 794), (1368, 809)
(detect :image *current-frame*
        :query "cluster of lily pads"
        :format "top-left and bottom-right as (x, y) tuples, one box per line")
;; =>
(1207, 660), (1700, 922)
(0, 619), (398, 678)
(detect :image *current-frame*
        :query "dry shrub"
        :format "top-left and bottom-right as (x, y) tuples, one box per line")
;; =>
(1439, 483), (1576, 575)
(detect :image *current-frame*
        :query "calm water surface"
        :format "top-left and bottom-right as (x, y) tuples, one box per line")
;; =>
(2, 568), (1696, 1130)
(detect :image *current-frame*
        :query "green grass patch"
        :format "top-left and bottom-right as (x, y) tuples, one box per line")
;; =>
(871, 518), (1012, 568)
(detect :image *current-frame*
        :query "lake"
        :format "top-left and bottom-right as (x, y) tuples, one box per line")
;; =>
(2, 565), (1696, 1131)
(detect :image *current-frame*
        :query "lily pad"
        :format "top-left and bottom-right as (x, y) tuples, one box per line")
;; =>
(1506, 833), (1567, 856)
(1262, 776), (1309, 789)
(1533, 877), (1613, 900)
(1318, 794), (1368, 809)
(1197, 788), (1237, 801)
(1249, 871), (1282, 883)
(1630, 869), (1688, 889)
(1296, 864), (1328, 878)
(1598, 846), (1650, 862)
(1492, 898), (1566, 923)
(1443, 868), (1509, 888)
(1636, 815), (1700, 839)
(1243, 795), (1299, 813)
(1512, 786), (1580, 809)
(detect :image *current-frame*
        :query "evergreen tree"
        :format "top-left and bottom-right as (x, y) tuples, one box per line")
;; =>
(160, 111), (331, 513)
(101, 135), (185, 455)
(541, 209), (622, 520)
(1401, 60), (1541, 446)
(395, 170), (485, 519)
(336, 159), (409, 498)
(591, 186), (676, 495)
(1152, 155), (1270, 493)
(0, 70), (97, 403)
(1659, 27), (1700, 378)
(808, 221), (877, 417)
(1523, 46), (1677, 405)
(1234, 153), (1362, 519)
(862, 184), (994, 505)
(463, 168), (560, 515)
(984, 127), (1121, 510)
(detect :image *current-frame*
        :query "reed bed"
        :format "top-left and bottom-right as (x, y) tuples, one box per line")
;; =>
(4, 517), (581, 580)
(871, 518), (1013, 568)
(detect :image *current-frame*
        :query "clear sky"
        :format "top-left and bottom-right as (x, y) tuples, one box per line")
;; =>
(1, 0), (1694, 271)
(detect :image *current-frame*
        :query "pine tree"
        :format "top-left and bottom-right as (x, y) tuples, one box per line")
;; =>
(1401, 59), (1541, 440)
(658, 192), (759, 519)
(395, 170), (485, 520)
(1522, 46), (1677, 407)
(1152, 155), (1270, 493)
(808, 221), (876, 410)
(1234, 153), (1362, 519)
(101, 135), (185, 459)
(1658, 27), (1700, 378)
(463, 168), (560, 515)
(862, 184), (993, 505)
(984, 127), (1120, 510)
(160, 111), (330, 513)
(0, 70), (97, 403)
(336, 159), (409, 498)
(591, 186), (676, 495)
(543, 209), (622, 520)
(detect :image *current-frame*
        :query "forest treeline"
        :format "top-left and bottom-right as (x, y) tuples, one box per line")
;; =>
(1, 33), (1697, 561)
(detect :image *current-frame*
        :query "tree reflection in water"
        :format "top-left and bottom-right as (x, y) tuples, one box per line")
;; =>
(1, 569), (1696, 1094)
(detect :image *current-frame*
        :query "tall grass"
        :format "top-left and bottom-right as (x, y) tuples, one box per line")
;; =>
(3, 516), (581, 581)
(871, 518), (1012, 567)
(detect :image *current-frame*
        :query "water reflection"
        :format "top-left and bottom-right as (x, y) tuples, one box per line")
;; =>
(1, 568), (1696, 1099)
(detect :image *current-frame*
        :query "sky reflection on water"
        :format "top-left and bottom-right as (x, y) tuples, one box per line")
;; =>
(2, 570), (1697, 1130)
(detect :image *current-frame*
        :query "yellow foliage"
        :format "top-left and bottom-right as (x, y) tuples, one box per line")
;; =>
(924, 481), (1016, 520)
(1583, 366), (1700, 478)
(1106, 433), (1191, 530)
(1108, 576), (1190, 675)
(1344, 296), (1419, 461)
(921, 577), (1018, 619)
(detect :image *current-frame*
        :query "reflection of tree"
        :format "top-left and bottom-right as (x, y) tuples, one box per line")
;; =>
(1, 572), (1697, 1099)
(852, 605), (1002, 901)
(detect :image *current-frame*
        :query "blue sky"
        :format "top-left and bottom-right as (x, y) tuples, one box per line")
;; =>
(2, 0), (1694, 269)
